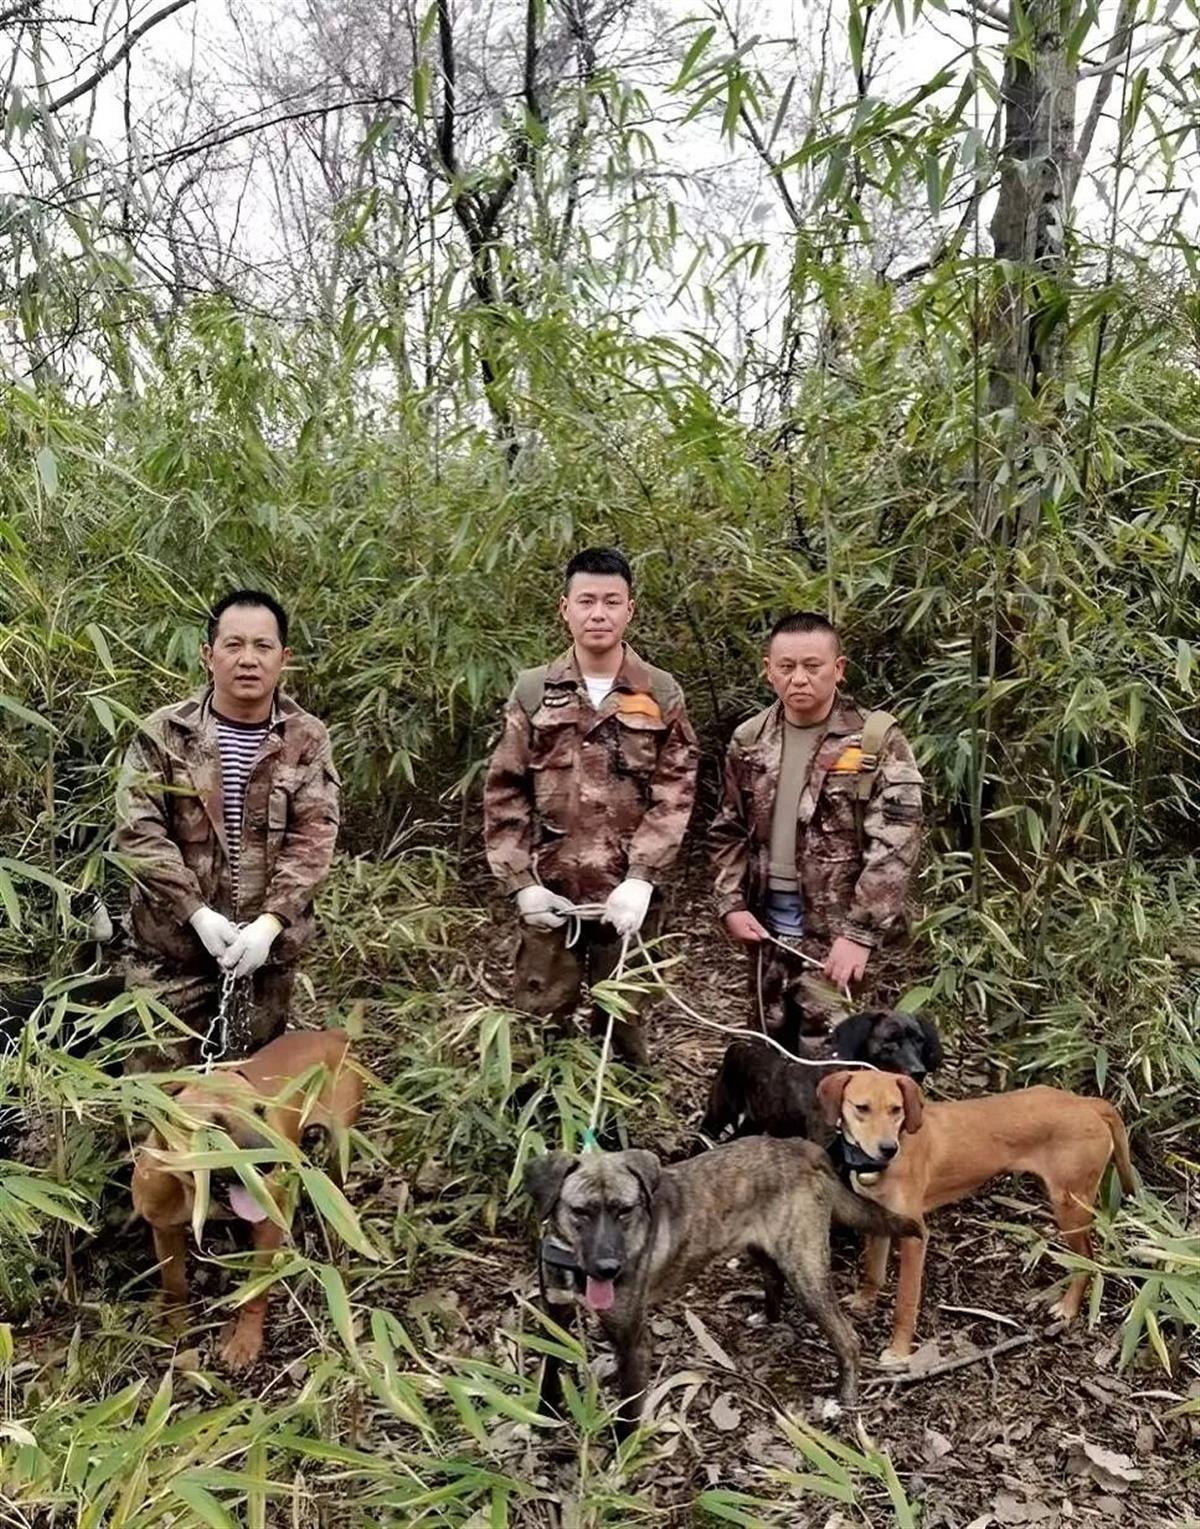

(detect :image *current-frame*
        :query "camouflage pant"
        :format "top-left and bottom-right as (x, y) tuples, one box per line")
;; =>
(513, 904), (663, 1065)
(746, 934), (907, 1047)
(122, 953), (294, 1072)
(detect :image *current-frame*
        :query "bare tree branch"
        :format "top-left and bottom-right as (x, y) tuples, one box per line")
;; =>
(1073, 0), (1136, 184)
(46, 0), (195, 112)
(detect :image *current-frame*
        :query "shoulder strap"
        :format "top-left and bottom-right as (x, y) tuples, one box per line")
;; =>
(512, 666), (549, 716)
(853, 709), (898, 852)
(855, 710), (898, 803)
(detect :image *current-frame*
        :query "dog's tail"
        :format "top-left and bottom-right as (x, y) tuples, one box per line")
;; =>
(1095, 1100), (1136, 1195)
(829, 1177), (922, 1241)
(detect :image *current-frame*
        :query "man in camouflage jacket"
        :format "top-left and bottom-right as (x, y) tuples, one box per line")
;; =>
(116, 591), (339, 1068)
(709, 611), (923, 1044)
(484, 548), (698, 1065)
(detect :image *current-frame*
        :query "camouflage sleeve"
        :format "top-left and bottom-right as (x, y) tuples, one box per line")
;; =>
(263, 732), (341, 925)
(708, 737), (752, 918)
(483, 697), (537, 894)
(626, 688), (699, 882)
(841, 726), (923, 948)
(114, 730), (206, 924)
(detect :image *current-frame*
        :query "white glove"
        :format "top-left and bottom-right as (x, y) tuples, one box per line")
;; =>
(516, 885), (574, 930)
(188, 906), (240, 960)
(603, 878), (653, 937)
(221, 914), (283, 978)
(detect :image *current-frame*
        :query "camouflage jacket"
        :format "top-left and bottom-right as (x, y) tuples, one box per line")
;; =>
(708, 696), (923, 948)
(484, 645), (699, 903)
(115, 688), (340, 967)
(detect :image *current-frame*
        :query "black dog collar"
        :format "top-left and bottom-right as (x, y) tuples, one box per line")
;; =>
(839, 1132), (891, 1175)
(540, 1235), (584, 1274)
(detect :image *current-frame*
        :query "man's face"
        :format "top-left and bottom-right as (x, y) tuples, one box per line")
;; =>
(202, 604), (290, 711)
(764, 629), (845, 725)
(559, 574), (634, 660)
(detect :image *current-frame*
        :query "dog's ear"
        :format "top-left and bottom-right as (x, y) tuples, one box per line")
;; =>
(622, 1149), (661, 1204)
(914, 1013), (944, 1074)
(829, 1012), (878, 1061)
(895, 1074), (925, 1134)
(523, 1153), (578, 1219)
(816, 1069), (855, 1127)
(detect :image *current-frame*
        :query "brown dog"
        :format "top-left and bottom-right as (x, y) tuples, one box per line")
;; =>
(816, 1070), (1135, 1364)
(132, 1029), (363, 1369)
(525, 1137), (921, 1434)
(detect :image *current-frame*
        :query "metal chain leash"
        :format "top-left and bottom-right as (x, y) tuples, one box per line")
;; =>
(200, 967), (241, 1072)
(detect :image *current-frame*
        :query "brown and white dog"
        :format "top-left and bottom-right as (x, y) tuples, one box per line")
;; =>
(816, 1069), (1134, 1364)
(132, 1029), (363, 1369)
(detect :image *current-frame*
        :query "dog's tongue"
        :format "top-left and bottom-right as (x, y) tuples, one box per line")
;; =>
(585, 1276), (615, 1311)
(228, 1185), (267, 1223)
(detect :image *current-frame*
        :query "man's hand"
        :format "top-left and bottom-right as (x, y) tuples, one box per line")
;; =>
(723, 909), (769, 945)
(823, 935), (871, 989)
(188, 906), (240, 961)
(221, 914), (283, 979)
(516, 885), (574, 930)
(603, 878), (653, 937)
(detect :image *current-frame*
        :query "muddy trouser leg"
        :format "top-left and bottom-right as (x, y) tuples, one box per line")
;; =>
(122, 958), (216, 1072)
(750, 937), (853, 1049)
(586, 903), (662, 1067)
(513, 924), (586, 1035)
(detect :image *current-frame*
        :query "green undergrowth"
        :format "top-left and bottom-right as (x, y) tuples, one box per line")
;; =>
(2, 856), (1198, 1526)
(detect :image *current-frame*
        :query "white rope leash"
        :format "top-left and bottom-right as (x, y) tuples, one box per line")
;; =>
(583, 930), (630, 1149)
(531, 900), (879, 1148)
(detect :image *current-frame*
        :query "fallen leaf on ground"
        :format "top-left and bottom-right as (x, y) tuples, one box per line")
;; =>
(709, 1391), (743, 1432)
(1063, 1436), (1144, 1492)
(684, 1306), (737, 1371)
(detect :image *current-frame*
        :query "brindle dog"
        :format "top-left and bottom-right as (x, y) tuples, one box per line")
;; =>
(525, 1137), (920, 1435)
(699, 1009), (945, 1145)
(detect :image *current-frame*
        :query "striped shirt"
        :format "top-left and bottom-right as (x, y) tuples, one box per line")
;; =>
(215, 712), (270, 903)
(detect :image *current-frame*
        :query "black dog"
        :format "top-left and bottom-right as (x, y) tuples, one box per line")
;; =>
(698, 1010), (944, 1145)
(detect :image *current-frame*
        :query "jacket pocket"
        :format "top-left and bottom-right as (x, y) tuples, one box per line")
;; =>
(614, 713), (664, 777)
(879, 762), (923, 825)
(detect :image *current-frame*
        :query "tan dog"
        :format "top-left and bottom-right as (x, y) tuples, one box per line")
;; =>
(816, 1070), (1134, 1364)
(132, 1029), (363, 1369)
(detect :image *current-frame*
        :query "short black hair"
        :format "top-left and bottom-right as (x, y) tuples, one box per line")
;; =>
(207, 590), (289, 646)
(564, 547), (633, 593)
(768, 610), (841, 652)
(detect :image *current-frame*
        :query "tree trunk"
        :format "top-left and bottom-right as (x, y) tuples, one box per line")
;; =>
(987, 0), (1079, 416)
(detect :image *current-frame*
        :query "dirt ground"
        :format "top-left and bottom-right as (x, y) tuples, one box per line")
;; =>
(420, 877), (1200, 1529)
(28, 862), (1200, 1528)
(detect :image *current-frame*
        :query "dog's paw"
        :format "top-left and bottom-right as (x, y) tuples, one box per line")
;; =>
(844, 1289), (878, 1318)
(218, 1318), (264, 1371)
(1046, 1294), (1079, 1324)
(814, 1396), (844, 1423)
(877, 1346), (911, 1370)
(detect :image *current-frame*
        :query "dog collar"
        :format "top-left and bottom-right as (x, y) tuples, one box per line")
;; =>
(838, 1130), (891, 1175)
(540, 1235), (583, 1274)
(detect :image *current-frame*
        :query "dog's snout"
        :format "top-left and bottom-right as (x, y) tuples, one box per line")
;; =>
(878, 1140), (899, 1160)
(592, 1256), (622, 1279)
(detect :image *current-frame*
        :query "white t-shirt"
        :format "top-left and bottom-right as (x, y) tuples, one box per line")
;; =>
(583, 675), (615, 708)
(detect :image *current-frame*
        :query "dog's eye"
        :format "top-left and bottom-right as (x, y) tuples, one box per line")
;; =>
(616, 1206), (634, 1219)
(573, 1206), (596, 1221)
(854, 1103), (870, 1114)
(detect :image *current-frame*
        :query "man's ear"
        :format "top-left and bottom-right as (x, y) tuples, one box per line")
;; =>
(523, 1153), (578, 1219)
(622, 1149), (661, 1204)
(816, 1070), (855, 1128)
(896, 1074), (925, 1134)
